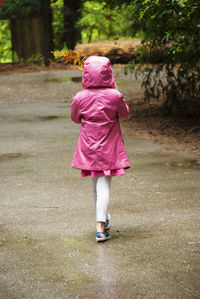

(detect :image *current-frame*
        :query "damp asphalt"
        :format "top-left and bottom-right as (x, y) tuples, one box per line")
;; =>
(0, 70), (200, 298)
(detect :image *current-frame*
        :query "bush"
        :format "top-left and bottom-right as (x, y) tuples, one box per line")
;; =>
(50, 0), (64, 49)
(0, 20), (12, 62)
(125, 0), (200, 115)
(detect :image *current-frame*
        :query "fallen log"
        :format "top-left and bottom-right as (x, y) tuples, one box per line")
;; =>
(75, 39), (142, 64)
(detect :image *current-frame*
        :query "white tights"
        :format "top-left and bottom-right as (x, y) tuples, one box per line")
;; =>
(92, 176), (111, 222)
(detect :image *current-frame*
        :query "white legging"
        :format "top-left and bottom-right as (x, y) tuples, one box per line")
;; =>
(92, 176), (111, 222)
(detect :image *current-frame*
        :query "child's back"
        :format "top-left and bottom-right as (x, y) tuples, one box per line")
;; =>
(71, 56), (130, 242)
(71, 56), (130, 171)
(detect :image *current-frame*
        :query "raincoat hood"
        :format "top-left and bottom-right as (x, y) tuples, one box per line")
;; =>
(82, 56), (115, 89)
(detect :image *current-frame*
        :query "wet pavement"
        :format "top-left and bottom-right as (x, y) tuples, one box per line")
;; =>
(0, 70), (200, 298)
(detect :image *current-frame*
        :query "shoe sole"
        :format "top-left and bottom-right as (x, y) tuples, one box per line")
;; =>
(96, 235), (111, 242)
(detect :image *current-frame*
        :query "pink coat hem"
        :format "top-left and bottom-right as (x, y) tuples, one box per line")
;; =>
(81, 168), (127, 178)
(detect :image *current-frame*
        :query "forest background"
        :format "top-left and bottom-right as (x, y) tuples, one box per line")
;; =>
(0, 0), (200, 119)
(0, 0), (139, 63)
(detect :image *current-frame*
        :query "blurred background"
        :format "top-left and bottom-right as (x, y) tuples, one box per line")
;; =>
(0, 0), (200, 120)
(0, 0), (140, 64)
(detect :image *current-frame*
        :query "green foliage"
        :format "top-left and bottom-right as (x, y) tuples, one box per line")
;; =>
(0, 0), (41, 19)
(0, 20), (12, 62)
(125, 0), (200, 114)
(50, 0), (64, 49)
(77, 1), (135, 43)
(51, 0), (137, 48)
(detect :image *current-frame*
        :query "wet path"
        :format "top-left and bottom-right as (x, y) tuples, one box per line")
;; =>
(0, 71), (200, 298)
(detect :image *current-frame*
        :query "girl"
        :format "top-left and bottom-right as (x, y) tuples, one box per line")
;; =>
(71, 56), (130, 242)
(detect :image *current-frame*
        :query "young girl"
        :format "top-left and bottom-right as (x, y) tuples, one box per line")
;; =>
(71, 56), (130, 242)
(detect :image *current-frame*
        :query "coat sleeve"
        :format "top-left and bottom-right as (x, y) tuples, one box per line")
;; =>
(117, 95), (130, 119)
(71, 97), (82, 123)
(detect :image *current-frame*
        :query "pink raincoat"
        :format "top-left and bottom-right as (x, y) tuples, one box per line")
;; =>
(71, 56), (130, 175)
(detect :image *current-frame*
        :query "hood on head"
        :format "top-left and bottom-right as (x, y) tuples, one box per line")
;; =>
(82, 56), (115, 89)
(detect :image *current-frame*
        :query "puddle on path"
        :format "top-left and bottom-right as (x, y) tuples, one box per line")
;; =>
(0, 153), (30, 163)
(38, 115), (68, 121)
(71, 77), (82, 83)
(0, 114), (69, 122)
(44, 77), (82, 83)
(135, 152), (200, 171)
(164, 159), (200, 169)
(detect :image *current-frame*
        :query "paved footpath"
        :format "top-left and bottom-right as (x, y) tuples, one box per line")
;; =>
(0, 71), (200, 298)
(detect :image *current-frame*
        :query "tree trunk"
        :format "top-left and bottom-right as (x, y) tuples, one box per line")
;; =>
(10, 18), (43, 61)
(10, 0), (53, 62)
(63, 0), (82, 49)
(41, 0), (54, 66)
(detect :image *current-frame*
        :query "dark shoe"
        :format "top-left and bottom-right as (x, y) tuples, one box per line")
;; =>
(105, 218), (111, 230)
(96, 231), (111, 242)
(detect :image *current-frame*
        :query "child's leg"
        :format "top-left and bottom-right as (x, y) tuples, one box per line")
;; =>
(92, 176), (111, 225)
(96, 176), (111, 222)
(92, 176), (111, 232)
(92, 177), (98, 203)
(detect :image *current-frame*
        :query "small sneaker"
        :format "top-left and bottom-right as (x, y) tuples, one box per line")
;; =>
(105, 218), (111, 230)
(96, 231), (111, 242)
